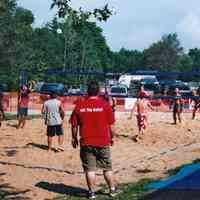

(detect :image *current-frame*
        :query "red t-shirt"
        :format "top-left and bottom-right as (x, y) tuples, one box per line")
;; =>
(70, 96), (115, 147)
(19, 90), (30, 108)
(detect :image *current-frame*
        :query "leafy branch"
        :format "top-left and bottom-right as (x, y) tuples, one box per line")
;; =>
(51, 0), (113, 27)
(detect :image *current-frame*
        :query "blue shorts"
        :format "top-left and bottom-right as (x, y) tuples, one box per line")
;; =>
(18, 107), (28, 117)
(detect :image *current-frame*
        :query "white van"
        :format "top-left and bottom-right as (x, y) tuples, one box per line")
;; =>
(118, 74), (157, 88)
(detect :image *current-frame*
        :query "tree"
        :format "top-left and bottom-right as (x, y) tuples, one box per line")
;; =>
(177, 54), (193, 72)
(0, 0), (17, 72)
(109, 49), (144, 73)
(51, 0), (113, 25)
(143, 33), (183, 71)
(188, 48), (200, 71)
(0, 0), (35, 89)
(51, 0), (113, 75)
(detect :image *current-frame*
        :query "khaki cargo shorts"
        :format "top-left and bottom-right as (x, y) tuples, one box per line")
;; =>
(80, 146), (112, 172)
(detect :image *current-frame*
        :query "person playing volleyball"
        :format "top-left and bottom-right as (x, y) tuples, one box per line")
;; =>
(171, 87), (183, 124)
(129, 86), (153, 141)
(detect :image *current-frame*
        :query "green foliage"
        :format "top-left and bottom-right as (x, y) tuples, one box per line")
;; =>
(188, 48), (200, 71)
(144, 33), (183, 71)
(111, 48), (145, 73)
(51, 0), (113, 26)
(177, 54), (193, 72)
(0, 1), (200, 90)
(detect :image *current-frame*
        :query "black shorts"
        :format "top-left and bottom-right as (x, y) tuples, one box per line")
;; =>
(47, 125), (64, 137)
(173, 104), (183, 113)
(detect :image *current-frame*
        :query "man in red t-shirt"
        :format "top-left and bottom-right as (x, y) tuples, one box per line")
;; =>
(70, 81), (118, 199)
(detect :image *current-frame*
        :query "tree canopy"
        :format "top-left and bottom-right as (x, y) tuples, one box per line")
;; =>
(0, 0), (200, 89)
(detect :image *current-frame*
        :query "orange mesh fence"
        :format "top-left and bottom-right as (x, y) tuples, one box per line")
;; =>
(1, 93), (194, 113)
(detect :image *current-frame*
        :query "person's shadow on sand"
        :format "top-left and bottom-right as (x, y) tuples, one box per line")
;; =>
(26, 143), (48, 150)
(6, 123), (18, 128)
(26, 143), (63, 152)
(35, 182), (88, 198)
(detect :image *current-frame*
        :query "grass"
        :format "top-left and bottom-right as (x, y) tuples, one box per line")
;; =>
(49, 158), (200, 200)
(4, 113), (42, 120)
(47, 179), (155, 200)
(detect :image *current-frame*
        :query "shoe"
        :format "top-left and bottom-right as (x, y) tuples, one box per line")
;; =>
(109, 187), (121, 197)
(88, 191), (96, 199)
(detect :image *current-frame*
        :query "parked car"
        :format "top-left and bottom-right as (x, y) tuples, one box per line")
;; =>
(142, 83), (161, 96)
(196, 86), (200, 95)
(159, 80), (183, 95)
(40, 83), (67, 96)
(109, 85), (128, 97)
(0, 84), (8, 92)
(188, 81), (200, 90)
(140, 78), (161, 96)
(129, 80), (160, 96)
(167, 84), (191, 96)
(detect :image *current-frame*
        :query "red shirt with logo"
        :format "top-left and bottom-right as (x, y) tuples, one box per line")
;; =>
(70, 96), (115, 147)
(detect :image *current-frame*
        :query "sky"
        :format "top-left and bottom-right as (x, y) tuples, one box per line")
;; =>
(18, 0), (200, 51)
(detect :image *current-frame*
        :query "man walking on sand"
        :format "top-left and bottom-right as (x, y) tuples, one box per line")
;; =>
(129, 88), (153, 141)
(42, 92), (65, 152)
(70, 81), (119, 199)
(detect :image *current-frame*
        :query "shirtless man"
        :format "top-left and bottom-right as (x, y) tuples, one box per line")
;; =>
(129, 92), (153, 141)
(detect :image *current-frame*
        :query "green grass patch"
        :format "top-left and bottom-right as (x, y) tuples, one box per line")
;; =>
(49, 158), (200, 200)
(4, 113), (42, 120)
(48, 179), (155, 200)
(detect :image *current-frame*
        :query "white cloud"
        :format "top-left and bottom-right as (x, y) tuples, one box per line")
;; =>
(18, 0), (200, 51)
(177, 11), (200, 43)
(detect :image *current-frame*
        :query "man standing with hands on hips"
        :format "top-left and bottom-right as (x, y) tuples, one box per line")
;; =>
(70, 81), (119, 199)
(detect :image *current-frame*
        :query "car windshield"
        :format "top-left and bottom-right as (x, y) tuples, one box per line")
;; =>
(144, 84), (159, 90)
(170, 85), (190, 90)
(141, 78), (157, 83)
(111, 87), (126, 94)
(0, 84), (7, 91)
(41, 84), (63, 92)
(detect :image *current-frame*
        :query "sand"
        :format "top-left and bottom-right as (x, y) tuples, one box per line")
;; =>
(1, 112), (200, 199)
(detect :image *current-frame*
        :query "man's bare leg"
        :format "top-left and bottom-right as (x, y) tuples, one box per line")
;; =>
(21, 117), (27, 128)
(192, 109), (197, 120)
(17, 117), (23, 129)
(103, 170), (115, 191)
(47, 136), (53, 151)
(58, 135), (64, 151)
(85, 171), (96, 192)
(0, 112), (3, 127)
(173, 112), (177, 124)
(178, 113), (182, 123)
